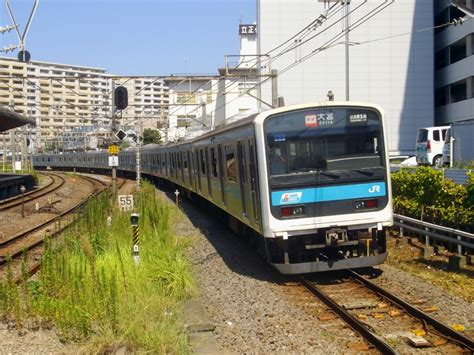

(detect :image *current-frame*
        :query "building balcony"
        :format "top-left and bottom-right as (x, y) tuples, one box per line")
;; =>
(436, 97), (474, 124)
(435, 55), (474, 87)
(435, 19), (474, 50)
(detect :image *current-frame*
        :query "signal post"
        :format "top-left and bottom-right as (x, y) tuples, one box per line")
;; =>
(108, 144), (119, 191)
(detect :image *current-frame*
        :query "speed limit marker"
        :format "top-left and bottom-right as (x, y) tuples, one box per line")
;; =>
(118, 195), (134, 211)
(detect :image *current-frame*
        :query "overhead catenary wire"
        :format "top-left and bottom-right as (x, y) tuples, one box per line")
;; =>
(194, 0), (397, 121)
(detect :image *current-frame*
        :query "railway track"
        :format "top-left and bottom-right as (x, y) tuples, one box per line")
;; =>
(0, 172), (65, 211)
(0, 173), (111, 280)
(301, 270), (474, 354)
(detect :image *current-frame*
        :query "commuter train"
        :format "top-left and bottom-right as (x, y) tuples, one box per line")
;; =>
(33, 102), (393, 274)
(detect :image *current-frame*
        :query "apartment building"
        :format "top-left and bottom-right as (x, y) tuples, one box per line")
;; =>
(0, 56), (111, 150)
(0, 57), (170, 151)
(434, 1), (474, 124)
(112, 77), (169, 131)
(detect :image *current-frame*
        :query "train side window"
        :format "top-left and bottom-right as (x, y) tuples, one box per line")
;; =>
(177, 152), (181, 169)
(225, 145), (237, 182)
(210, 147), (218, 177)
(183, 153), (188, 169)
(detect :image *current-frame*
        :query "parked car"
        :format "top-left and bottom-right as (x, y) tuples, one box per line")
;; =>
(415, 126), (450, 167)
(442, 119), (474, 167)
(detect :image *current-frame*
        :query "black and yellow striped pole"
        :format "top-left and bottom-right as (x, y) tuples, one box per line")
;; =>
(131, 213), (140, 264)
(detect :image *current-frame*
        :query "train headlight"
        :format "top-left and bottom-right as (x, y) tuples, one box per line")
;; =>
(354, 199), (378, 210)
(281, 205), (305, 218)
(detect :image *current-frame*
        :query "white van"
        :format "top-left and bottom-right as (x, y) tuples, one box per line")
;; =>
(415, 126), (450, 167)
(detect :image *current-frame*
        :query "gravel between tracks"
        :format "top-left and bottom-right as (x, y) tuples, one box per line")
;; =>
(172, 190), (474, 354)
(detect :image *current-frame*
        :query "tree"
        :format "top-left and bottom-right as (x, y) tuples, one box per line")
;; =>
(142, 128), (161, 145)
(120, 140), (131, 149)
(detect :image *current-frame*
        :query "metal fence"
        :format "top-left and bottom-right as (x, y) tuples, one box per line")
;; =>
(390, 167), (471, 185)
(393, 214), (474, 255)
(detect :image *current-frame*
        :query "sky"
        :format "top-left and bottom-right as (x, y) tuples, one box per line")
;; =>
(1, 0), (256, 75)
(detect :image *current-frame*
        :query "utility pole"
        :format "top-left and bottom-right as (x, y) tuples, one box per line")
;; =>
(2, 134), (6, 172)
(135, 119), (142, 191)
(10, 130), (15, 173)
(344, 1), (351, 101)
(271, 69), (278, 108)
(110, 79), (117, 191)
(21, 125), (27, 172)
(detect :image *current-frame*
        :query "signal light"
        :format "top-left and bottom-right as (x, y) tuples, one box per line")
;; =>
(114, 86), (128, 110)
(426, 139), (431, 151)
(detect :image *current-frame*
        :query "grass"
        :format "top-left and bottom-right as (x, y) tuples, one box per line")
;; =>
(386, 234), (474, 303)
(0, 181), (196, 353)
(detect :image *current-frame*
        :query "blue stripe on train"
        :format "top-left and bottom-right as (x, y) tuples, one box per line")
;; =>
(271, 181), (386, 206)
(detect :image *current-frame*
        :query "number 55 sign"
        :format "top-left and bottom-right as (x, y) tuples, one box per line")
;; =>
(118, 195), (134, 211)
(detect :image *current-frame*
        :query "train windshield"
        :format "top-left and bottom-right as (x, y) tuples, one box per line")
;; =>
(265, 107), (385, 180)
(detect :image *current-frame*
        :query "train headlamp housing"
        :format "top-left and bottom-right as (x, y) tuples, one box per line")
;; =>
(280, 205), (305, 218)
(354, 199), (378, 211)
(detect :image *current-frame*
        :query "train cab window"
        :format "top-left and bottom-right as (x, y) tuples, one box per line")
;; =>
(225, 145), (237, 182)
(210, 147), (218, 177)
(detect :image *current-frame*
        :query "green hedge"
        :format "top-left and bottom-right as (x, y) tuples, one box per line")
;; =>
(391, 167), (473, 230)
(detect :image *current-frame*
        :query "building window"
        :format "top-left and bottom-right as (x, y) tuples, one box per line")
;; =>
(450, 79), (467, 103)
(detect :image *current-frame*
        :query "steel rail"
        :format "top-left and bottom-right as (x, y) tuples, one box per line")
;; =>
(349, 270), (474, 352)
(0, 172), (65, 211)
(300, 277), (397, 354)
(0, 174), (108, 263)
(10, 176), (125, 284)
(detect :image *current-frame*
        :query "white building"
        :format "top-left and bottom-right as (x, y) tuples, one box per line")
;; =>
(434, 1), (474, 125)
(257, 0), (434, 156)
(165, 76), (218, 142)
(214, 24), (260, 126)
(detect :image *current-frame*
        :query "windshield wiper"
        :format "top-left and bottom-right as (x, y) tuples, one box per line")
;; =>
(353, 169), (375, 177)
(316, 170), (340, 179)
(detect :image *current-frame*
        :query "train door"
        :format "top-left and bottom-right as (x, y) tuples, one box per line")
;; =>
(187, 151), (193, 189)
(199, 149), (209, 196)
(218, 144), (227, 206)
(237, 141), (248, 218)
(248, 138), (260, 227)
(195, 150), (201, 192)
(205, 147), (212, 197)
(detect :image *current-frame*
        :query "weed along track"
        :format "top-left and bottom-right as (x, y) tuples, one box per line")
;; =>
(0, 173), (112, 281)
(0, 180), (194, 353)
(300, 270), (474, 354)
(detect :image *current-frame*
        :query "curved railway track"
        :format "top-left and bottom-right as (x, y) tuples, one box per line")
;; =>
(0, 175), (125, 284)
(0, 174), (110, 273)
(300, 270), (474, 354)
(0, 172), (65, 211)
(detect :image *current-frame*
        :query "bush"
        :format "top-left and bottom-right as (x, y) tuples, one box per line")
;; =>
(392, 167), (473, 228)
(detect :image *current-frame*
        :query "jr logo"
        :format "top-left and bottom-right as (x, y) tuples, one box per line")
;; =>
(368, 185), (381, 193)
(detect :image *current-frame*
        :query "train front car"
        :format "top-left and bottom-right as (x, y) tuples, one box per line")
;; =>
(256, 102), (393, 274)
